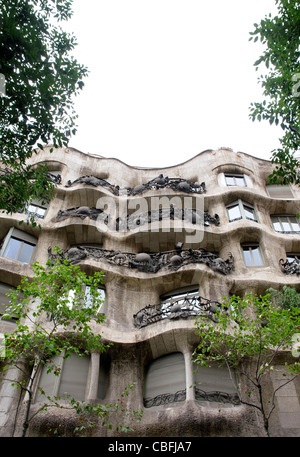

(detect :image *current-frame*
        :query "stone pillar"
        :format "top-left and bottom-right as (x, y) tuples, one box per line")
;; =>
(86, 351), (100, 402)
(183, 348), (194, 401)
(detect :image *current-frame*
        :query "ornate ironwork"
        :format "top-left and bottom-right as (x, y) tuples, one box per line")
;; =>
(194, 388), (240, 405)
(55, 206), (220, 228)
(47, 172), (62, 184)
(133, 295), (222, 328)
(48, 244), (234, 275)
(144, 389), (186, 408)
(65, 173), (206, 195)
(279, 257), (300, 275)
(56, 206), (105, 221)
(143, 388), (240, 408)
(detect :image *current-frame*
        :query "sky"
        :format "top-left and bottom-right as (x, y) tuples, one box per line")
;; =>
(65, 0), (282, 168)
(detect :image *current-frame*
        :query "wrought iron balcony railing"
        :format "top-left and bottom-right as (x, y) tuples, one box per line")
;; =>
(144, 388), (240, 408)
(133, 294), (223, 328)
(279, 257), (300, 275)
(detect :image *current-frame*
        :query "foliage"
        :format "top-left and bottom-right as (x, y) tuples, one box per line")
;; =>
(193, 293), (300, 436)
(267, 285), (300, 310)
(0, 251), (111, 436)
(249, 0), (300, 184)
(0, 0), (88, 214)
(32, 384), (143, 437)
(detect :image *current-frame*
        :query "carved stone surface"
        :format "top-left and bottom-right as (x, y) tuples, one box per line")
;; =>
(65, 173), (206, 195)
(55, 206), (220, 229)
(48, 244), (234, 275)
(133, 295), (223, 328)
(279, 257), (300, 275)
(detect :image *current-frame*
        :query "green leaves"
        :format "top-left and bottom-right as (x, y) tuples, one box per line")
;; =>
(249, 0), (300, 184)
(0, 0), (88, 213)
(194, 292), (300, 436)
(2, 249), (107, 365)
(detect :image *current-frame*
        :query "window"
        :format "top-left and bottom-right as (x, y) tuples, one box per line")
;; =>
(225, 173), (246, 187)
(0, 228), (37, 264)
(226, 200), (257, 222)
(0, 282), (21, 321)
(35, 352), (107, 403)
(271, 215), (300, 234)
(84, 286), (106, 313)
(144, 352), (240, 408)
(64, 286), (106, 314)
(144, 353), (186, 407)
(160, 286), (199, 316)
(266, 185), (294, 199)
(26, 200), (48, 219)
(242, 244), (263, 266)
(193, 362), (239, 404)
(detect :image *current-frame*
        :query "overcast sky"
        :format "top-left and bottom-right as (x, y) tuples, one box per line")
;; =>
(65, 0), (282, 168)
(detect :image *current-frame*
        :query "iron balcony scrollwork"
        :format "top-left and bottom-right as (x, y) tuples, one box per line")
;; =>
(55, 206), (220, 229)
(48, 244), (234, 276)
(65, 173), (206, 195)
(279, 257), (300, 275)
(133, 295), (223, 328)
(144, 388), (240, 408)
(144, 389), (186, 408)
(194, 388), (240, 405)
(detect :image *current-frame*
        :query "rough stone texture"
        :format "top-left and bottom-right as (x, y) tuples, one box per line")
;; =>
(0, 146), (299, 437)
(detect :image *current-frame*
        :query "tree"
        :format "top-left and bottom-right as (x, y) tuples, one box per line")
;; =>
(0, 0), (88, 215)
(249, 0), (300, 184)
(0, 252), (142, 436)
(267, 285), (300, 310)
(193, 293), (300, 437)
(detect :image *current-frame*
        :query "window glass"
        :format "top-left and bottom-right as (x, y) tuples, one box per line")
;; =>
(1, 229), (37, 264)
(18, 242), (36, 264)
(272, 215), (300, 233)
(144, 353), (185, 400)
(225, 175), (235, 186)
(290, 217), (300, 232)
(27, 204), (47, 218)
(227, 204), (241, 221)
(242, 245), (263, 266)
(225, 174), (246, 187)
(242, 247), (253, 266)
(193, 363), (237, 395)
(235, 176), (246, 187)
(244, 205), (256, 221)
(58, 353), (90, 401)
(4, 238), (22, 260)
(251, 246), (263, 266)
(227, 200), (257, 222)
(266, 185), (294, 199)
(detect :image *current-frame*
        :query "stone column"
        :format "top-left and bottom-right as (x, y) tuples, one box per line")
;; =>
(86, 351), (100, 402)
(183, 348), (194, 401)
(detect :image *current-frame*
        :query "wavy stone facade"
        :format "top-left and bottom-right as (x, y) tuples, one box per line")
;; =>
(0, 146), (300, 437)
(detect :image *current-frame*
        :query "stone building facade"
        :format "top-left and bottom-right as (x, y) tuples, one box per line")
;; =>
(0, 146), (300, 437)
